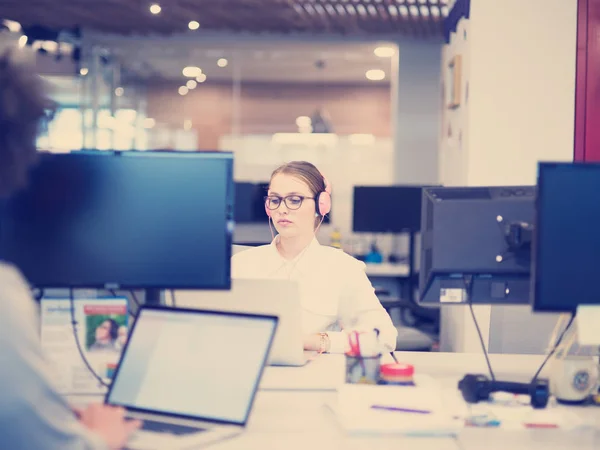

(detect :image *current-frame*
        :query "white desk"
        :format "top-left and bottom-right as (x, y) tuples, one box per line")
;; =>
(68, 352), (600, 450)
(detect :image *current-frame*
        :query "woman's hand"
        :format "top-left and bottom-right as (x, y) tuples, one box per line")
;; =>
(303, 333), (330, 353)
(74, 404), (141, 450)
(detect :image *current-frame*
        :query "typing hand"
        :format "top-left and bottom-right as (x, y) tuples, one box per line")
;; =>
(74, 404), (141, 450)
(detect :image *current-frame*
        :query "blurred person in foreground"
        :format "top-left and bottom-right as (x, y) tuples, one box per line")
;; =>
(0, 45), (141, 449)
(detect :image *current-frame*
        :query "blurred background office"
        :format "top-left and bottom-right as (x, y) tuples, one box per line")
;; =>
(0, 0), (583, 355)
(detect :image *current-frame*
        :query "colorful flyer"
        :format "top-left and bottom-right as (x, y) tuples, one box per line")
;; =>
(40, 297), (129, 395)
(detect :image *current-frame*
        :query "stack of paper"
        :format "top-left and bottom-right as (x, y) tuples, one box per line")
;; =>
(326, 375), (462, 436)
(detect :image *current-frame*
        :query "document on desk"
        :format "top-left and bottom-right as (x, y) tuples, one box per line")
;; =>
(326, 375), (461, 436)
(40, 297), (129, 395)
(462, 401), (585, 431)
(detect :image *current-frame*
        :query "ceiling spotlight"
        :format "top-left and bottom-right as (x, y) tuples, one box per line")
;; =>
(115, 87), (124, 97)
(188, 20), (200, 30)
(149, 3), (161, 14)
(374, 46), (395, 57)
(365, 69), (385, 81)
(217, 58), (228, 68)
(196, 73), (207, 83)
(182, 66), (202, 77)
(18, 35), (27, 48)
(79, 67), (89, 76)
(3, 19), (21, 33)
(178, 86), (189, 96)
(186, 80), (197, 90)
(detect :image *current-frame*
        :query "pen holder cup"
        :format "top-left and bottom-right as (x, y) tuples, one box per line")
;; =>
(345, 353), (380, 384)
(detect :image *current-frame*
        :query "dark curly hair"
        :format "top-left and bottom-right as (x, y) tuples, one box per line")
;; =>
(0, 46), (56, 198)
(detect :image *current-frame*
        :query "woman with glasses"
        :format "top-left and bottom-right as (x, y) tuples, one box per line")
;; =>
(232, 161), (397, 354)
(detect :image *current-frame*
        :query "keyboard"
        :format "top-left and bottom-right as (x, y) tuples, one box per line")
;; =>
(135, 418), (206, 436)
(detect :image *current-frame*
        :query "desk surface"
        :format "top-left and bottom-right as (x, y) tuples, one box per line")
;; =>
(68, 352), (600, 450)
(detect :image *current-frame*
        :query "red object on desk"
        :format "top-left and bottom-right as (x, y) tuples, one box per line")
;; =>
(379, 363), (415, 385)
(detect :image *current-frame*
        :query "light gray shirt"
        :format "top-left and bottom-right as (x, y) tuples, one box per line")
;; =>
(0, 263), (108, 449)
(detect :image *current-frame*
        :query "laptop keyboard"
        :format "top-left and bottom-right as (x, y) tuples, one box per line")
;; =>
(136, 419), (207, 436)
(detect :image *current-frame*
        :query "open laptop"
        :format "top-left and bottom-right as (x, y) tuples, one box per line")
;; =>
(174, 279), (316, 366)
(105, 306), (278, 450)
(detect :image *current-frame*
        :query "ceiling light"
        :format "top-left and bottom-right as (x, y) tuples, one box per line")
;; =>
(79, 67), (89, 76)
(365, 69), (385, 81)
(188, 20), (200, 30)
(374, 46), (395, 57)
(399, 5), (409, 16)
(196, 73), (207, 83)
(182, 66), (202, 77)
(115, 87), (124, 97)
(144, 118), (156, 129)
(18, 35), (27, 48)
(149, 3), (161, 14)
(186, 80), (197, 89)
(3, 19), (21, 33)
(217, 58), (228, 68)
(178, 86), (189, 96)
(420, 5), (430, 15)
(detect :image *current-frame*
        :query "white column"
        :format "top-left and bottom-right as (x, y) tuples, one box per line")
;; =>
(393, 40), (442, 185)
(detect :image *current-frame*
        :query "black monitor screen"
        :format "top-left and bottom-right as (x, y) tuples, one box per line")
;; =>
(234, 182), (269, 224)
(533, 162), (600, 312)
(0, 151), (234, 290)
(353, 186), (431, 233)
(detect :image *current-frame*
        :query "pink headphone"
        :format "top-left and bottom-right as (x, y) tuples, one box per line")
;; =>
(265, 172), (332, 218)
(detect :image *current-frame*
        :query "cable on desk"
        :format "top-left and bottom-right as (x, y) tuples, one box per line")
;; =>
(129, 290), (141, 308)
(69, 288), (109, 388)
(464, 275), (496, 381)
(109, 289), (135, 319)
(530, 313), (575, 383)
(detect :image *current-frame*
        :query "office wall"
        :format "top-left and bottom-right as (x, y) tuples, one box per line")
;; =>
(438, 0), (577, 353)
(145, 82), (391, 150)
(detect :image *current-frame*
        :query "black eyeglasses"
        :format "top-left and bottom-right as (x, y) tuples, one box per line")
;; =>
(264, 195), (315, 211)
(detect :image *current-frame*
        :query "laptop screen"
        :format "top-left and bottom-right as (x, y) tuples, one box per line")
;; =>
(105, 307), (277, 425)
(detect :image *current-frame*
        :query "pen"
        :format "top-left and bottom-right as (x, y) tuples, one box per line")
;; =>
(524, 423), (559, 429)
(370, 405), (431, 414)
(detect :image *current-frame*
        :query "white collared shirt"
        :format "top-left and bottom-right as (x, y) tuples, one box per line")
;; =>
(231, 238), (398, 353)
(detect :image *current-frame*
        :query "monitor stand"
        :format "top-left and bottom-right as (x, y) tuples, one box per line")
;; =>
(144, 288), (163, 306)
(575, 305), (600, 346)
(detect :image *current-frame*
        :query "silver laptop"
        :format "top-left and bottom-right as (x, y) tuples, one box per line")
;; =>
(174, 279), (315, 366)
(105, 306), (278, 449)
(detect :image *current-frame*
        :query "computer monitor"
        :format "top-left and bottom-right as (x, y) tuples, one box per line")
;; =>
(352, 185), (433, 233)
(0, 151), (234, 303)
(532, 162), (600, 312)
(234, 182), (269, 224)
(419, 185), (535, 305)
